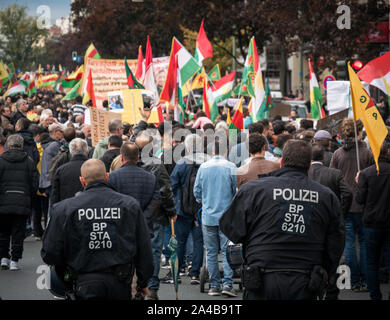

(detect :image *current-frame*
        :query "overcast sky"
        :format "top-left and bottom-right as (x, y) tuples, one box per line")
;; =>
(1, 0), (72, 24)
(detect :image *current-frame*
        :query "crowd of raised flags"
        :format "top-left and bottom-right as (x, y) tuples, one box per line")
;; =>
(1, 18), (390, 163)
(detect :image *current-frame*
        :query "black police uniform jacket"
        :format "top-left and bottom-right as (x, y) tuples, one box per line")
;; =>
(41, 181), (154, 288)
(219, 167), (345, 275)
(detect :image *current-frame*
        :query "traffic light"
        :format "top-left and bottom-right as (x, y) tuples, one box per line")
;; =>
(335, 59), (364, 80)
(335, 60), (348, 80)
(351, 60), (364, 72)
(72, 51), (77, 62)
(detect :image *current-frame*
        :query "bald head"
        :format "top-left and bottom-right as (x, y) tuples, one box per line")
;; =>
(80, 159), (107, 186)
(135, 132), (153, 150)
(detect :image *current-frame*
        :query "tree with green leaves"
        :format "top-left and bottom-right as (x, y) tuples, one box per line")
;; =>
(0, 4), (48, 70)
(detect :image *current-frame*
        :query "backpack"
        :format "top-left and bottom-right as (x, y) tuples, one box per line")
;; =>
(49, 146), (71, 183)
(181, 163), (201, 217)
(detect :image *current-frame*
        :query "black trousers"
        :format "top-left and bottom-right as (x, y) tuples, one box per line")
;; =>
(243, 272), (317, 300)
(0, 215), (27, 261)
(32, 194), (45, 237)
(74, 273), (132, 300)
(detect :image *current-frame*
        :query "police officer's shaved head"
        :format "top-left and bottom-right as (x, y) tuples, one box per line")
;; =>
(80, 159), (107, 185)
(281, 140), (312, 171)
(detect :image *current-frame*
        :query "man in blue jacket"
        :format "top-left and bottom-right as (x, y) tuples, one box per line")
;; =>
(194, 135), (237, 297)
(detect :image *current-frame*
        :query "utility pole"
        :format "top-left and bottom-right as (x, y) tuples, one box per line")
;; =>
(232, 36), (236, 71)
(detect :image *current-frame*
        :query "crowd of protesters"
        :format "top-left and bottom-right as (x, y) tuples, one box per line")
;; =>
(0, 88), (390, 301)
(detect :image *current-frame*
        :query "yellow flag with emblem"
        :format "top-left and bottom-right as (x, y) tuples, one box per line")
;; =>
(0, 62), (9, 81)
(348, 62), (388, 173)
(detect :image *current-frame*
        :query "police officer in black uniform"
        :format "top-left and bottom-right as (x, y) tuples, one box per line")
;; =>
(41, 159), (153, 300)
(220, 140), (345, 300)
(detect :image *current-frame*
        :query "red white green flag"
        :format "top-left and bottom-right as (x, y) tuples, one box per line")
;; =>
(4, 81), (26, 97)
(309, 59), (324, 119)
(160, 37), (201, 122)
(82, 69), (96, 107)
(135, 45), (145, 83)
(194, 19), (213, 65)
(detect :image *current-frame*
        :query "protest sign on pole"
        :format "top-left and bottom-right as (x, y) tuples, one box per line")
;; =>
(121, 89), (160, 124)
(82, 57), (169, 109)
(89, 108), (122, 147)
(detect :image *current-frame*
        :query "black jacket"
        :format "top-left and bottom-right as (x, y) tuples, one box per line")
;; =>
(41, 181), (154, 288)
(138, 154), (176, 226)
(10, 110), (26, 126)
(309, 162), (353, 218)
(220, 167), (345, 275)
(356, 158), (390, 228)
(16, 130), (40, 166)
(100, 149), (121, 172)
(108, 162), (160, 231)
(0, 149), (39, 215)
(51, 154), (88, 204)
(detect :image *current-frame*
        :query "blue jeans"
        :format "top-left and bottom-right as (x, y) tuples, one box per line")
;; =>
(185, 232), (193, 265)
(162, 225), (172, 261)
(364, 227), (390, 300)
(202, 224), (233, 289)
(344, 212), (367, 287)
(148, 222), (164, 290)
(175, 215), (203, 276)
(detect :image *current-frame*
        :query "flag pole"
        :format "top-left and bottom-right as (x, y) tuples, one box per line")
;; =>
(353, 120), (361, 172)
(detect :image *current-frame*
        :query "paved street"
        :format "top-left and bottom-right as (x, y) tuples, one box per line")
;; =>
(0, 237), (389, 300)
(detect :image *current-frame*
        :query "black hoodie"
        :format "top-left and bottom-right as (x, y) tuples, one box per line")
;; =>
(16, 130), (40, 165)
(0, 149), (39, 215)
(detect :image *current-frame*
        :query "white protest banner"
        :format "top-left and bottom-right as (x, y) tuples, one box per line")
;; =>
(327, 81), (370, 115)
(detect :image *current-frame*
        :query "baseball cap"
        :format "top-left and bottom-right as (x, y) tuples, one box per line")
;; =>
(48, 123), (64, 133)
(314, 130), (332, 140)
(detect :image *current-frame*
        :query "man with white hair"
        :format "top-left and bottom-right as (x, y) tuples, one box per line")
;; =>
(39, 109), (57, 129)
(93, 118), (126, 159)
(51, 138), (89, 204)
(170, 134), (210, 286)
(10, 99), (28, 126)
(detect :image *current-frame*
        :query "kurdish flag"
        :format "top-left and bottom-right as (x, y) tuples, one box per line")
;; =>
(357, 51), (390, 95)
(211, 71), (235, 103)
(208, 64), (221, 81)
(41, 74), (59, 88)
(62, 65), (83, 88)
(135, 45), (145, 83)
(160, 37), (201, 122)
(84, 43), (101, 64)
(82, 69), (96, 107)
(228, 98), (244, 143)
(348, 62), (388, 173)
(309, 59), (324, 119)
(204, 71), (235, 122)
(4, 81), (26, 97)
(194, 19), (213, 65)
(125, 57), (144, 89)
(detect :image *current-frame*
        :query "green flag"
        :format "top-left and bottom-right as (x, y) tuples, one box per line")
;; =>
(207, 64), (221, 81)
(61, 81), (81, 101)
(125, 57), (144, 89)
